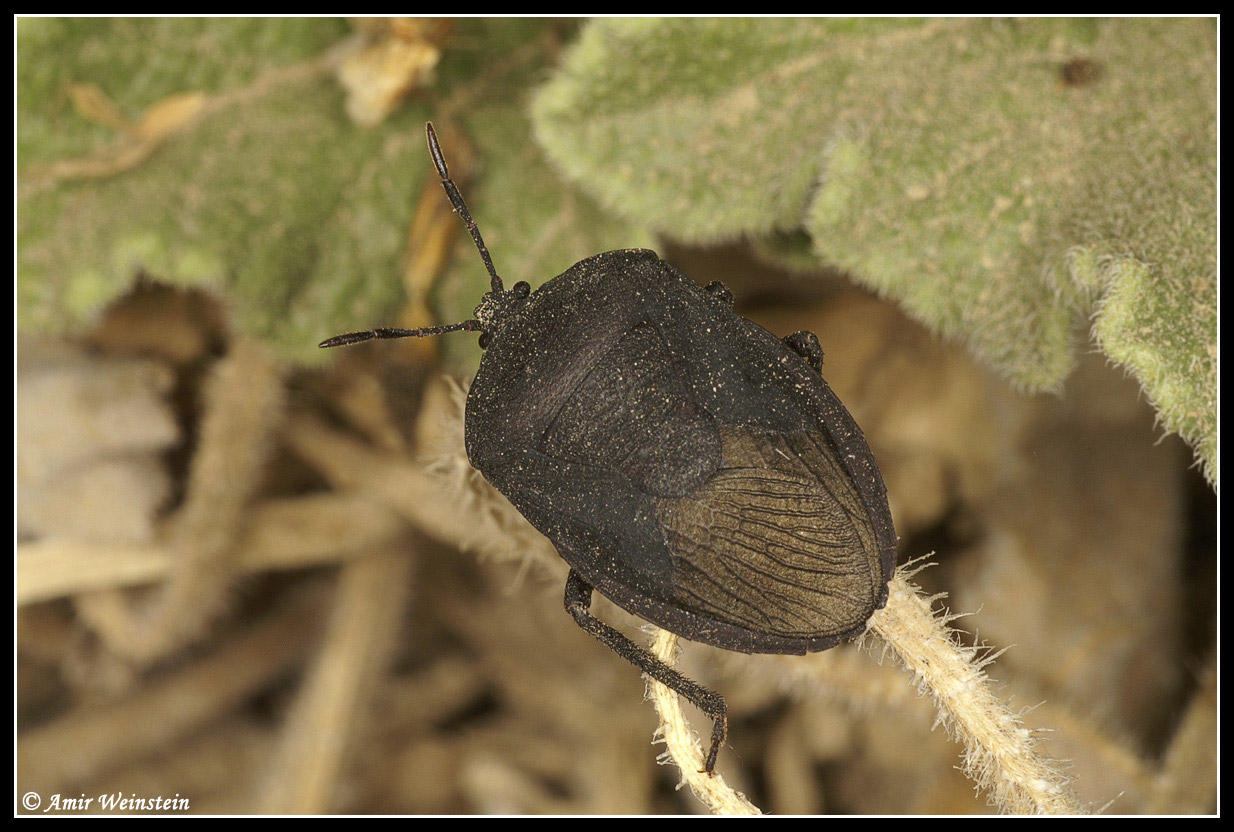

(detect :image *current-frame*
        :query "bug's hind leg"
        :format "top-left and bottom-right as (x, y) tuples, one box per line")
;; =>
(783, 330), (824, 374)
(564, 569), (728, 774)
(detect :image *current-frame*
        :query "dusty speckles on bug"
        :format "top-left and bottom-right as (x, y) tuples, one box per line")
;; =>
(321, 123), (897, 774)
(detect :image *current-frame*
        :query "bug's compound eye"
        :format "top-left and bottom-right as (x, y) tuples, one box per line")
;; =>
(512, 281), (531, 298)
(478, 331), (491, 350)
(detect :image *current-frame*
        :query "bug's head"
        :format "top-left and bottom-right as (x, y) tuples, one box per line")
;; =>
(471, 279), (531, 346)
(318, 122), (517, 352)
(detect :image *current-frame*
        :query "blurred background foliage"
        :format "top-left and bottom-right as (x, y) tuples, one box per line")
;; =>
(15, 17), (1216, 481)
(15, 17), (1217, 815)
(532, 17), (1216, 483)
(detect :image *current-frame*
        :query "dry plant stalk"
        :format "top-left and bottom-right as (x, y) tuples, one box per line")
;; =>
(644, 568), (1084, 815)
(74, 337), (286, 664)
(867, 569), (1082, 814)
(17, 588), (326, 796)
(16, 493), (404, 605)
(285, 409), (562, 576)
(260, 546), (414, 813)
(646, 629), (760, 815)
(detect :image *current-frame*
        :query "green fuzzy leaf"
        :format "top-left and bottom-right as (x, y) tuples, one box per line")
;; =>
(532, 17), (1217, 483)
(15, 18), (352, 165)
(16, 19), (654, 371)
(15, 18), (424, 364)
(534, 18), (925, 240)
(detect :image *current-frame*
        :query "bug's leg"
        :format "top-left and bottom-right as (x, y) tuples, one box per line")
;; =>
(704, 280), (734, 308)
(782, 330), (824, 374)
(564, 569), (729, 774)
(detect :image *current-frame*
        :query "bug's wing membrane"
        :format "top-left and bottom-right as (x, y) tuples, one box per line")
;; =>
(657, 428), (883, 639)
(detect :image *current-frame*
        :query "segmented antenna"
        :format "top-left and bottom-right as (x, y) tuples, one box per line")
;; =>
(426, 122), (504, 295)
(317, 320), (481, 349)
(318, 124), (502, 350)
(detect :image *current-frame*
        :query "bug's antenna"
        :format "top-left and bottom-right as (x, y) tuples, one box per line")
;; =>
(318, 319), (480, 349)
(427, 122), (504, 295)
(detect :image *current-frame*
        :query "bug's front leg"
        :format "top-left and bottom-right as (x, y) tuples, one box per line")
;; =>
(563, 569), (729, 774)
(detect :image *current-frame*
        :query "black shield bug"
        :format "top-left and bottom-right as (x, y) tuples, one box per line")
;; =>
(322, 123), (897, 774)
